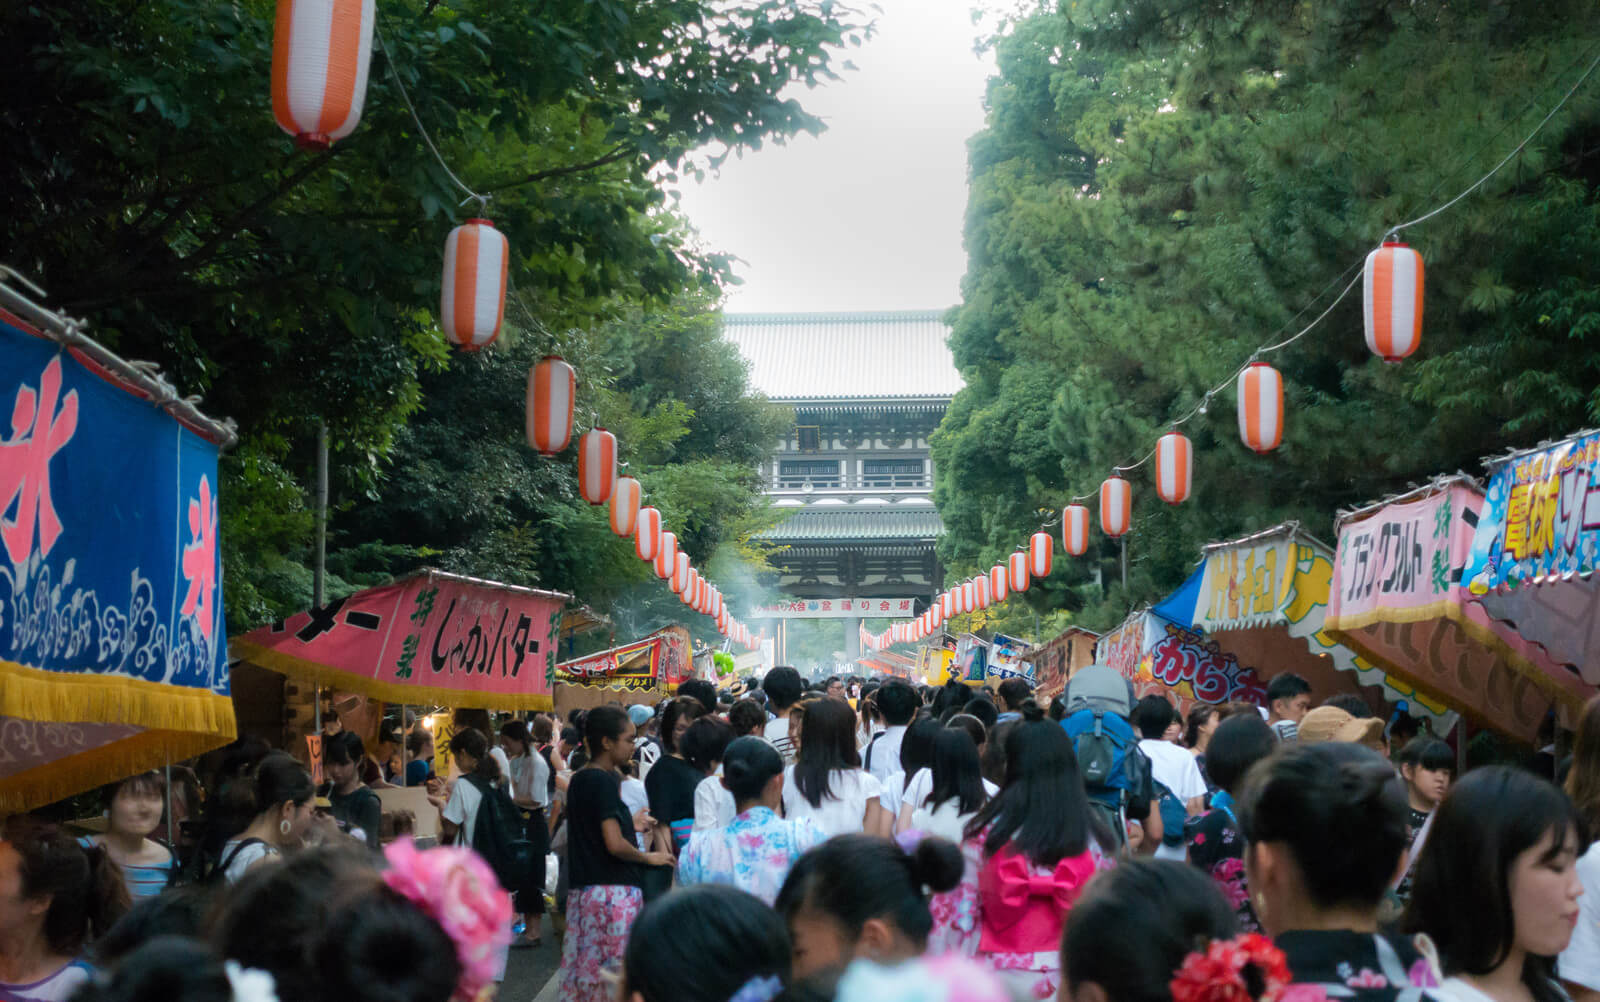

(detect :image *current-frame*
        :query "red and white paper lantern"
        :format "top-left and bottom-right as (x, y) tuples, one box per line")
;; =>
(1155, 431), (1192, 505)
(1008, 551), (1031, 593)
(1237, 362), (1284, 454)
(578, 428), (617, 505)
(271, 0), (375, 149)
(1363, 242), (1424, 362)
(941, 591), (956, 619)
(974, 575), (991, 610)
(989, 565), (1009, 605)
(1029, 531), (1053, 579)
(653, 531), (677, 581)
(526, 356), (575, 456)
(440, 219), (508, 350)
(1063, 505), (1090, 556)
(609, 476), (640, 536)
(1100, 476), (1132, 538)
(634, 507), (662, 562)
(672, 552), (691, 594)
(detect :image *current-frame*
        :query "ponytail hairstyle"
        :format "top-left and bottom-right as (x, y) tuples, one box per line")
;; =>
(681, 716), (736, 774)
(722, 736), (786, 805)
(582, 704), (632, 760)
(2, 816), (131, 956)
(624, 884), (790, 1002)
(499, 719), (533, 757)
(251, 750), (315, 819)
(448, 727), (502, 784)
(73, 936), (234, 1002)
(775, 834), (963, 950)
(1064, 859), (1239, 1002)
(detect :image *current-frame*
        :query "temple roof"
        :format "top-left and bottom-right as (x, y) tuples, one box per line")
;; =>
(723, 310), (964, 401)
(758, 503), (945, 542)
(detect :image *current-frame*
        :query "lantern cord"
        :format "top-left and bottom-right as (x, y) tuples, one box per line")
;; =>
(374, 21), (489, 210)
(1385, 45), (1600, 240)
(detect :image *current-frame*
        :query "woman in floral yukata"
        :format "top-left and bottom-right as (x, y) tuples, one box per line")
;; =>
(1185, 713), (1278, 932)
(677, 736), (828, 905)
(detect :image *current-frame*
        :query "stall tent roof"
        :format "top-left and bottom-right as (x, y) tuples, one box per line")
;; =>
(722, 310), (964, 401)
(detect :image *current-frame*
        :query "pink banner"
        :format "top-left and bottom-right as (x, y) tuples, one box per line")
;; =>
(231, 571), (566, 710)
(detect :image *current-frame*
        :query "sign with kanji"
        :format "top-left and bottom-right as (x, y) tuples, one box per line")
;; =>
(553, 626), (691, 693)
(748, 597), (919, 619)
(231, 571), (567, 710)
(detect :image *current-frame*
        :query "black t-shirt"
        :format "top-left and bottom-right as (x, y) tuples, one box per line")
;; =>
(566, 768), (640, 889)
(644, 755), (703, 846)
(329, 785), (383, 851)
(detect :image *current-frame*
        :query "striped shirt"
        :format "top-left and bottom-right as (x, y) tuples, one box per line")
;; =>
(77, 836), (173, 899)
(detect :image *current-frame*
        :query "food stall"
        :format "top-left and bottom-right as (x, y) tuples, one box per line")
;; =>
(1326, 479), (1566, 742)
(0, 275), (238, 812)
(550, 625), (693, 715)
(1462, 430), (1600, 718)
(1023, 626), (1099, 701)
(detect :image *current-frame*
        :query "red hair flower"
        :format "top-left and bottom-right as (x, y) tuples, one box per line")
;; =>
(1171, 934), (1293, 1002)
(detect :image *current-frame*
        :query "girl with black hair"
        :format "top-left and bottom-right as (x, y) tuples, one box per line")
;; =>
(644, 696), (707, 854)
(78, 772), (177, 901)
(1404, 767), (1585, 1002)
(686, 716), (738, 834)
(1390, 736), (1454, 910)
(1241, 742), (1435, 1000)
(71, 936), (236, 1002)
(500, 719), (551, 948)
(0, 817), (129, 1001)
(436, 727), (501, 847)
(622, 884), (791, 1002)
(881, 718), (941, 821)
(1063, 859), (1239, 1002)
(1186, 713), (1277, 932)
(782, 698), (888, 837)
(323, 730), (382, 850)
(679, 737), (827, 905)
(774, 834), (963, 978)
(561, 705), (675, 1002)
(959, 714), (1118, 997)
(1562, 695), (1600, 1002)
(897, 727), (994, 842)
(217, 751), (316, 883)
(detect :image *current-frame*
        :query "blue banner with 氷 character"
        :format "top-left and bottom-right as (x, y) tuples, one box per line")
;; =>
(1, 308), (235, 811)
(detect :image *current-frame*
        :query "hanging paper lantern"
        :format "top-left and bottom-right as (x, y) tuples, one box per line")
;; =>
(1237, 362), (1284, 454)
(1062, 505), (1090, 557)
(1008, 551), (1031, 593)
(1100, 476), (1132, 538)
(940, 591), (955, 620)
(1155, 431), (1193, 505)
(608, 476), (641, 537)
(710, 589), (723, 619)
(672, 552), (692, 594)
(272, 0), (375, 149)
(635, 507), (662, 562)
(1029, 531), (1054, 579)
(989, 565), (1009, 605)
(930, 601), (944, 630)
(440, 219), (509, 351)
(975, 575), (992, 610)
(1363, 242), (1424, 362)
(526, 356), (576, 455)
(578, 428), (617, 505)
(654, 531), (678, 581)
(960, 581), (975, 614)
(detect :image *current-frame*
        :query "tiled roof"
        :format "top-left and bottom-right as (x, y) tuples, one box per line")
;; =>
(758, 504), (945, 541)
(723, 310), (964, 401)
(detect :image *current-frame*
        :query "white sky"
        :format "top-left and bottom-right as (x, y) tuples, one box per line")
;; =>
(674, 0), (996, 314)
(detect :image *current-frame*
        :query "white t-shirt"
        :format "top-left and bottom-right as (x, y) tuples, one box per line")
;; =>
(1138, 738), (1208, 861)
(508, 752), (551, 809)
(1560, 842), (1600, 991)
(901, 767), (1000, 814)
(693, 772), (737, 831)
(220, 838), (278, 884)
(899, 767), (1000, 844)
(782, 766), (883, 838)
(763, 716), (795, 764)
(620, 777), (650, 849)
(442, 775), (484, 846)
(880, 771), (907, 815)
(864, 725), (907, 787)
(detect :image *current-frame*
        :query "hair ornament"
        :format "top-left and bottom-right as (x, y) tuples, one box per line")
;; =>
(728, 974), (784, 1002)
(381, 840), (513, 1002)
(1170, 933), (1293, 1002)
(225, 960), (281, 1002)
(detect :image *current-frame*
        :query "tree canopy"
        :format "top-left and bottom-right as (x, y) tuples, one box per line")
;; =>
(935, 0), (1600, 632)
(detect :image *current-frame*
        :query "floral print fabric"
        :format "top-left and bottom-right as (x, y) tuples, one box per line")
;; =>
(1186, 807), (1259, 932)
(677, 807), (828, 906)
(558, 884), (642, 1002)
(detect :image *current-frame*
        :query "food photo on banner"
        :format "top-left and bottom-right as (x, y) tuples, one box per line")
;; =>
(0, 300), (237, 812)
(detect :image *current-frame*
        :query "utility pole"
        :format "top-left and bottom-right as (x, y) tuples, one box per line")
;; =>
(313, 423), (328, 734)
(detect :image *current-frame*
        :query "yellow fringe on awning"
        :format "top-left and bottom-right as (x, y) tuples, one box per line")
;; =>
(0, 659), (238, 814)
(230, 640), (555, 713)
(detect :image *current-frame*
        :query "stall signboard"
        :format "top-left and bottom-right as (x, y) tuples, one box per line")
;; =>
(552, 626), (691, 693)
(750, 598), (919, 619)
(232, 570), (566, 710)
(953, 634), (988, 685)
(1098, 612), (1270, 719)
(1025, 627), (1098, 699)
(919, 643), (956, 687)
(1327, 483), (1560, 739)
(986, 634), (1034, 683)
(1463, 431), (1600, 709)
(2, 310), (237, 811)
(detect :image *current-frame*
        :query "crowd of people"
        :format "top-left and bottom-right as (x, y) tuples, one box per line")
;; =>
(4, 666), (1600, 1002)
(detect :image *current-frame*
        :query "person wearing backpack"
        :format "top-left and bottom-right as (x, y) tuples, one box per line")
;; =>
(1132, 695), (1208, 861)
(1059, 664), (1160, 853)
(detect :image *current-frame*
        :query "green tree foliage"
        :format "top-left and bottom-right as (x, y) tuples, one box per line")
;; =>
(936, 0), (1600, 631)
(0, 0), (867, 631)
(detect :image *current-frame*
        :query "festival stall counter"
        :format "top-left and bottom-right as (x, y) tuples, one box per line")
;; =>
(0, 281), (238, 812)
(1462, 430), (1600, 718)
(230, 569), (570, 712)
(1326, 480), (1566, 743)
(550, 625), (693, 716)
(1101, 524), (1456, 734)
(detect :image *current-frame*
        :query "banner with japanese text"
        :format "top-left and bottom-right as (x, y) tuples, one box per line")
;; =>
(552, 626), (691, 693)
(750, 597), (919, 619)
(231, 571), (566, 710)
(1, 310), (236, 811)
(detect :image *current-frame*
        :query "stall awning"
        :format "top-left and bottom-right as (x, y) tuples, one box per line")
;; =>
(231, 570), (569, 711)
(1463, 430), (1600, 717)
(552, 625), (691, 694)
(1, 299), (236, 812)
(1326, 481), (1562, 742)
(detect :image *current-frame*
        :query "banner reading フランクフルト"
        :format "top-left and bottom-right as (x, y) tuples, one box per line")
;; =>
(0, 308), (236, 812)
